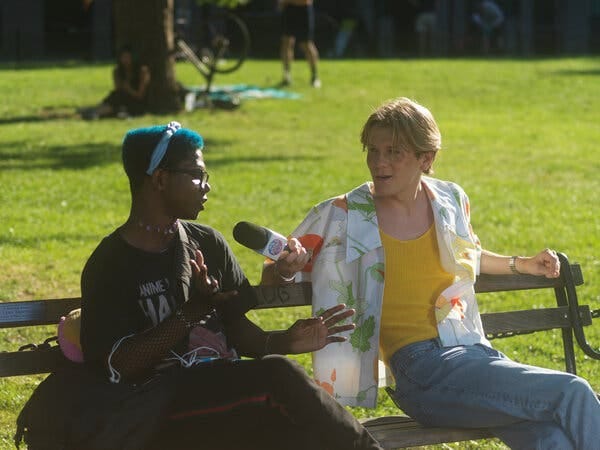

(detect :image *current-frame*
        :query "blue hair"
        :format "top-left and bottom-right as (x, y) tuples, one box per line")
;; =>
(122, 124), (204, 191)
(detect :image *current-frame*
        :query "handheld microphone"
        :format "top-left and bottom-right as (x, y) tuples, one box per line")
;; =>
(233, 221), (289, 260)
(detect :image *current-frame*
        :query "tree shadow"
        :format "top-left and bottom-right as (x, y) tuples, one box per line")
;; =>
(207, 154), (325, 169)
(0, 130), (323, 173)
(0, 231), (109, 249)
(550, 68), (600, 77)
(201, 138), (325, 168)
(0, 61), (107, 71)
(0, 105), (83, 125)
(0, 140), (120, 171)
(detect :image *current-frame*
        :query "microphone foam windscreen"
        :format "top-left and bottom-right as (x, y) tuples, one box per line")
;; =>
(233, 221), (269, 250)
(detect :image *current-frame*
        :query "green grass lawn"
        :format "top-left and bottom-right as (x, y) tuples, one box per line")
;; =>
(1, 56), (599, 449)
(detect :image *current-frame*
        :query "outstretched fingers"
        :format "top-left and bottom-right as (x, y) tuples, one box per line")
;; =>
(191, 249), (219, 295)
(320, 304), (355, 325)
(318, 304), (356, 342)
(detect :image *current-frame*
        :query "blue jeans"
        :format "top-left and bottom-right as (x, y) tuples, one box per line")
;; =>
(389, 338), (600, 450)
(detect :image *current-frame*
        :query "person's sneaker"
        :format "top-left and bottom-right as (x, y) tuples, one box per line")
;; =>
(278, 72), (292, 87)
(184, 92), (197, 112)
(311, 77), (322, 88)
(116, 107), (130, 119)
(80, 108), (99, 121)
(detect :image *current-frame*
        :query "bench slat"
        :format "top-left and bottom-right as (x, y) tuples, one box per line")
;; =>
(254, 283), (312, 308)
(474, 264), (583, 293)
(0, 298), (81, 328)
(361, 416), (493, 448)
(482, 305), (592, 337)
(0, 264), (583, 326)
(0, 347), (67, 377)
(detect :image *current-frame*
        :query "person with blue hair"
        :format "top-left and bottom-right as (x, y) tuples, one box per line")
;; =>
(16, 122), (384, 450)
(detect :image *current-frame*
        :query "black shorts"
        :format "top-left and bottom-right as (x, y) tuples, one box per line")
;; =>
(281, 4), (314, 42)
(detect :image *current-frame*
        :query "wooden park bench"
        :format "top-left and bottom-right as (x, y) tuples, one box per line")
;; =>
(2, 252), (599, 449)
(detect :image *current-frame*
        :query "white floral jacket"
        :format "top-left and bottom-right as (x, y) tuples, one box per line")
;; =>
(292, 177), (490, 408)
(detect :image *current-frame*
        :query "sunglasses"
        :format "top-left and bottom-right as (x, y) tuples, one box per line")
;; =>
(166, 168), (210, 187)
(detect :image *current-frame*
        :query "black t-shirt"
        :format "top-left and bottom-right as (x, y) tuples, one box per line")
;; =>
(80, 222), (256, 369)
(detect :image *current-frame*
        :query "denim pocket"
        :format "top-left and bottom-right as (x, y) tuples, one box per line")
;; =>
(390, 339), (442, 389)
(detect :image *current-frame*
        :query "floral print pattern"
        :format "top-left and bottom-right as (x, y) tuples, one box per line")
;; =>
(292, 177), (489, 408)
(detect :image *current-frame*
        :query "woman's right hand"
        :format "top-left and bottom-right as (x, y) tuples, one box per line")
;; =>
(274, 237), (310, 280)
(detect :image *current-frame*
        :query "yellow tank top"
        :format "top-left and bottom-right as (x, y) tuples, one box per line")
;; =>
(379, 224), (454, 364)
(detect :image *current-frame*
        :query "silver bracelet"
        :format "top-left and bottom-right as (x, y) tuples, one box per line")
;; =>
(274, 264), (295, 282)
(509, 256), (522, 275)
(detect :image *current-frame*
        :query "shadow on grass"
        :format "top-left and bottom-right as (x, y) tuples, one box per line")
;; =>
(550, 69), (600, 77)
(0, 134), (323, 172)
(0, 232), (107, 249)
(0, 140), (120, 170)
(0, 106), (81, 125)
(207, 153), (325, 168)
(0, 61), (109, 71)
(200, 136), (326, 166)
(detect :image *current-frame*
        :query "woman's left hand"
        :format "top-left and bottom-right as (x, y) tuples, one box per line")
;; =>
(285, 304), (356, 354)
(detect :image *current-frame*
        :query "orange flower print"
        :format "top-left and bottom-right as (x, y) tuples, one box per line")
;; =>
(298, 234), (324, 272)
(316, 368), (336, 396)
(332, 195), (348, 212)
(450, 296), (465, 319)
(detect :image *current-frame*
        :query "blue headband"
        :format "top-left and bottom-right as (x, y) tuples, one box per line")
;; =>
(146, 121), (181, 175)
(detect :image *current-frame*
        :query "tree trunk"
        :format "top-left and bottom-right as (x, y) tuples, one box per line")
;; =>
(112, 0), (182, 114)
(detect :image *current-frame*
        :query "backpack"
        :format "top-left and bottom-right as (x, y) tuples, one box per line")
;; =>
(15, 363), (174, 450)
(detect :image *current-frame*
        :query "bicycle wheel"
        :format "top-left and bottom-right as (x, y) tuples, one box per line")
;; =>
(197, 10), (250, 75)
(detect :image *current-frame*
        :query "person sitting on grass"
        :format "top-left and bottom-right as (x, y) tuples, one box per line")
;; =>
(262, 97), (600, 450)
(81, 44), (150, 120)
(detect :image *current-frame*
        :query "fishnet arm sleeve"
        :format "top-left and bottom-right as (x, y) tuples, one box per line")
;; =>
(108, 301), (211, 382)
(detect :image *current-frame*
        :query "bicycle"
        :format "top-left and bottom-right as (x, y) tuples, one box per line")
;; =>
(175, 7), (250, 109)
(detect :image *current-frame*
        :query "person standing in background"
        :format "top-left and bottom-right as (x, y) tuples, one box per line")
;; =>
(278, 0), (321, 88)
(410, 0), (437, 56)
(472, 0), (505, 55)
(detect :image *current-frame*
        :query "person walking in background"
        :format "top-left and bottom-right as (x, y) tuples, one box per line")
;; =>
(374, 0), (396, 58)
(278, 0), (321, 88)
(410, 0), (437, 56)
(472, 0), (505, 55)
(262, 97), (600, 449)
(325, 0), (359, 58)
